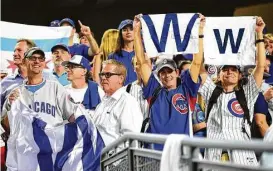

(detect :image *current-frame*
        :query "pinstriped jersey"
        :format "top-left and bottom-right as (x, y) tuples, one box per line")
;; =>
(124, 81), (149, 119)
(199, 75), (260, 165)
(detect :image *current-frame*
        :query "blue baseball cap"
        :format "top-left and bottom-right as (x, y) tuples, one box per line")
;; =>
(60, 18), (75, 27)
(182, 54), (193, 60)
(51, 44), (70, 53)
(118, 19), (133, 30)
(50, 20), (60, 27)
(62, 55), (91, 71)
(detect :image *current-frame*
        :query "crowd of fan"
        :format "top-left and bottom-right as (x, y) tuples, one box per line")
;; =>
(0, 14), (273, 169)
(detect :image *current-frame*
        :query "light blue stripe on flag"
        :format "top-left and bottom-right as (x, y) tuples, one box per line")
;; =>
(0, 37), (69, 52)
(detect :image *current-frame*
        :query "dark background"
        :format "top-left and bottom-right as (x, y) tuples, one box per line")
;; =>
(2, 0), (273, 43)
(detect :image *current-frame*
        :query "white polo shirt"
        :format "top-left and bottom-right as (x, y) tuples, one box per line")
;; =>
(92, 87), (143, 146)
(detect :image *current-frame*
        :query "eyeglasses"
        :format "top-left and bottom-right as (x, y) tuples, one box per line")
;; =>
(28, 56), (46, 62)
(99, 72), (121, 79)
(65, 65), (84, 70)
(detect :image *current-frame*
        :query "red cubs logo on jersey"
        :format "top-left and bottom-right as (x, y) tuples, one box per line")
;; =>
(227, 98), (244, 118)
(172, 93), (188, 114)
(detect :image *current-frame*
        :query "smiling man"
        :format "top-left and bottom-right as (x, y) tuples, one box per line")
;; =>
(91, 59), (143, 146)
(2, 47), (77, 130)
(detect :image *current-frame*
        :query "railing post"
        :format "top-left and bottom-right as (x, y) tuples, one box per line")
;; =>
(128, 139), (134, 171)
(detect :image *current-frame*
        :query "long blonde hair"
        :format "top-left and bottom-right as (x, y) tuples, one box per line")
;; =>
(100, 29), (119, 61)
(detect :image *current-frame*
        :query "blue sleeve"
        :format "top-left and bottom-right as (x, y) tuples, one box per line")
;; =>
(142, 73), (161, 99)
(181, 69), (201, 98)
(254, 93), (269, 115)
(107, 53), (115, 60)
(79, 44), (89, 58)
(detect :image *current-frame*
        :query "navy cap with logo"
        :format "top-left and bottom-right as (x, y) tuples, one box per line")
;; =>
(62, 55), (91, 71)
(51, 44), (70, 54)
(156, 58), (177, 74)
(118, 19), (133, 30)
(60, 18), (75, 27)
(50, 20), (60, 27)
(24, 47), (45, 58)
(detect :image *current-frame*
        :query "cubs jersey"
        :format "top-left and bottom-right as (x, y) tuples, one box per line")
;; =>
(199, 75), (260, 166)
(5, 79), (77, 127)
(143, 69), (200, 150)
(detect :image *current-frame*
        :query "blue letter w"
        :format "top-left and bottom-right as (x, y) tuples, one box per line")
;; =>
(142, 13), (199, 53)
(213, 28), (245, 54)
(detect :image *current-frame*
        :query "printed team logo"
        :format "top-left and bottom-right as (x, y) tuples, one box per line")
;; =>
(193, 104), (205, 123)
(172, 93), (188, 114)
(207, 65), (217, 75)
(227, 98), (244, 117)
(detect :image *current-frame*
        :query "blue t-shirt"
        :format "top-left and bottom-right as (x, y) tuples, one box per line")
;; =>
(69, 44), (90, 61)
(108, 50), (137, 85)
(53, 72), (70, 86)
(254, 92), (271, 122)
(253, 92), (271, 138)
(143, 70), (200, 150)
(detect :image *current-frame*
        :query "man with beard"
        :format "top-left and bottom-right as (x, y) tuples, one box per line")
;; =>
(51, 44), (72, 86)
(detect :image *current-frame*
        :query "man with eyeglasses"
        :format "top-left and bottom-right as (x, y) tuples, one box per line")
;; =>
(63, 55), (104, 115)
(51, 44), (72, 86)
(2, 47), (77, 132)
(91, 59), (143, 146)
(1, 39), (57, 112)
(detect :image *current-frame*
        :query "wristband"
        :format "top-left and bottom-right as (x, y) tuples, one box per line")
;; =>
(255, 39), (264, 44)
(199, 35), (204, 38)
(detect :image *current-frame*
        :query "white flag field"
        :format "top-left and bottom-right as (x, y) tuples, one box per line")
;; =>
(0, 21), (72, 76)
(140, 14), (257, 66)
(204, 17), (256, 66)
(140, 13), (200, 57)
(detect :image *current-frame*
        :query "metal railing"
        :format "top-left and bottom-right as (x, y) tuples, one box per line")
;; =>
(100, 133), (273, 171)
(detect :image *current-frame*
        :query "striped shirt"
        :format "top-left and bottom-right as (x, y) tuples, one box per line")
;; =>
(199, 75), (260, 165)
(124, 81), (149, 119)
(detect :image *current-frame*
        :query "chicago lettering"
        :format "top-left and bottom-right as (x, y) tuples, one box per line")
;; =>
(29, 102), (56, 117)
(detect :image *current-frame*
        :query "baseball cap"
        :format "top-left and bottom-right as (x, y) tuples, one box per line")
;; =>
(60, 18), (75, 27)
(62, 55), (91, 71)
(156, 58), (177, 73)
(24, 47), (45, 58)
(51, 44), (70, 53)
(219, 65), (240, 71)
(182, 54), (193, 60)
(50, 20), (60, 27)
(118, 19), (133, 30)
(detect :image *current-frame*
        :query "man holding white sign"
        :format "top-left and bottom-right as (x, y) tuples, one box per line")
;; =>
(199, 17), (266, 165)
(134, 14), (205, 150)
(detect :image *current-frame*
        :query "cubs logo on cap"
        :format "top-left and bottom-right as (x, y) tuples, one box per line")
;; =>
(227, 98), (244, 117)
(172, 93), (188, 115)
(207, 65), (217, 75)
